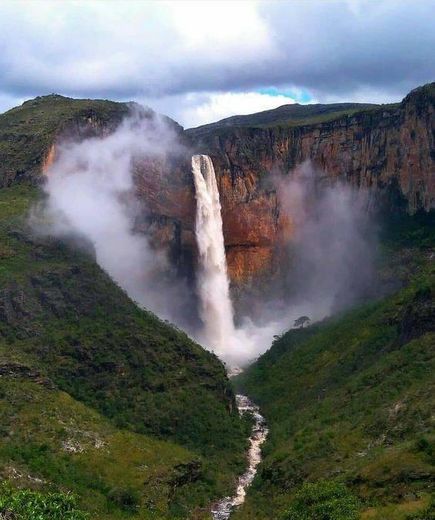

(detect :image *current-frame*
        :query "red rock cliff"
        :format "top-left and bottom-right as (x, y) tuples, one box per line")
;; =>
(183, 82), (434, 285)
(27, 86), (434, 288)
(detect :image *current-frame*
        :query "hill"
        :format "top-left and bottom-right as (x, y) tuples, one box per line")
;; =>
(0, 94), (135, 187)
(0, 183), (248, 519)
(186, 101), (381, 137)
(233, 212), (435, 520)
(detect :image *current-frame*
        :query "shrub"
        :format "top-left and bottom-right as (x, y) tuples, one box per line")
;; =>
(0, 483), (88, 519)
(107, 486), (141, 511)
(282, 479), (359, 520)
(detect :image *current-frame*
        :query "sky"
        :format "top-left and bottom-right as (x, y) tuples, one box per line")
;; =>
(0, 0), (434, 128)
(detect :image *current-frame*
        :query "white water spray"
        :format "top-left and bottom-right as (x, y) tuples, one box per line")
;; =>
(192, 154), (237, 359)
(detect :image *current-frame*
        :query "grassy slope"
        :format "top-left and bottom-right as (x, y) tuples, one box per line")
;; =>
(0, 184), (248, 519)
(0, 376), (195, 519)
(234, 214), (435, 520)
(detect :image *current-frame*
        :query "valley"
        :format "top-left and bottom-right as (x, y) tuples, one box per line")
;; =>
(0, 81), (433, 520)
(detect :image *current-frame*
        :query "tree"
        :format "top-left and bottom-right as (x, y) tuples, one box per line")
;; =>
(294, 316), (311, 329)
(282, 480), (359, 520)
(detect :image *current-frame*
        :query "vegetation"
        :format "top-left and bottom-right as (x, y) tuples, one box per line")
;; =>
(293, 316), (310, 329)
(282, 480), (359, 520)
(0, 483), (89, 519)
(186, 102), (382, 135)
(0, 184), (248, 518)
(0, 94), (131, 187)
(233, 211), (434, 520)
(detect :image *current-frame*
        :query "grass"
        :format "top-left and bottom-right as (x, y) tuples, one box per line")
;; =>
(0, 377), (197, 519)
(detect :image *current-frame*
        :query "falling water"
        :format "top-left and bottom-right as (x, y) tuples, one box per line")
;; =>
(192, 154), (236, 358)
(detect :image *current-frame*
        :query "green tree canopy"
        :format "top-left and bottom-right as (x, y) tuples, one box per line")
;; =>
(0, 484), (88, 520)
(294, 316), (311, 328)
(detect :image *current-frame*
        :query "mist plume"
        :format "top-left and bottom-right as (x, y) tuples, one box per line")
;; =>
(276, 161), (377, 316)
(38, 111), (190, 325)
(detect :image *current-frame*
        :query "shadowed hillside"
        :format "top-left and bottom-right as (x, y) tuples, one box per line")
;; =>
(233, 213), (435, 520)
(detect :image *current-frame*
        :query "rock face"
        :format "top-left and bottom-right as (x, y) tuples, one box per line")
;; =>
(189, 83), (434, 215)
(183, 82), (435, 285)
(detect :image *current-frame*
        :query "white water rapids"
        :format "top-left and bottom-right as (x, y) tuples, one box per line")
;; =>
(211, 394), (268, 519)
(192, 155), (268, 517)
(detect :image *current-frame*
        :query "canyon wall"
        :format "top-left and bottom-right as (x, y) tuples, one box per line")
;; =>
(184, 82), (434, 285)
(3, 85), (432, 288)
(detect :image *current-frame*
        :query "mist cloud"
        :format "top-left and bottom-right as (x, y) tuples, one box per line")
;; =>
(276, 161), (377, 315)
(228, 161), (378, 366)
(37, 111), (192, 326)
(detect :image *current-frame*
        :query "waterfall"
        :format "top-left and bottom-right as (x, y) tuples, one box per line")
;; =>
(192, 154), (236, 358)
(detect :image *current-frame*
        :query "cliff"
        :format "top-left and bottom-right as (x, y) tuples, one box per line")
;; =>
(1, 85), (433, 288)
(185, 82), (435, 284)
(188, 83), (434, 217)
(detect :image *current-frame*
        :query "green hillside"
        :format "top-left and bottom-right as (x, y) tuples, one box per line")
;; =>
(0, 95), (135, 187)
(233, 213), (435, 520)
(0, 184), (248, 519)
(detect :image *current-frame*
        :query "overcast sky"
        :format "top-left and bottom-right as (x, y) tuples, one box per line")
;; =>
(1, 0), (434, 127)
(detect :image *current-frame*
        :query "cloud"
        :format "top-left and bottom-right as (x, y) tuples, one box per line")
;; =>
(143, 91), (297, 128)
(36, 112), (194, 327)
(0, 0), (274, 98)
(0, 0), (434, 124)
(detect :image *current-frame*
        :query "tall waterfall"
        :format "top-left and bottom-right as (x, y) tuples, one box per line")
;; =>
(192, 154), (236, 358)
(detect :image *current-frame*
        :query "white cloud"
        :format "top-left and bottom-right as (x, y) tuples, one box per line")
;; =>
(144, 91), (296, 128)
(185, 91), (296, 128)
(165, 0), (272, 58)
(0, 0), (277, 97)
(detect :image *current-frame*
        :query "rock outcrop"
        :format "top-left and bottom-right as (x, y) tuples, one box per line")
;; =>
(189, 83), (434, 215)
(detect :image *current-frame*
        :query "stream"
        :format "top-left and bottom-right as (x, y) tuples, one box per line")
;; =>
(211, 394), (268, 519)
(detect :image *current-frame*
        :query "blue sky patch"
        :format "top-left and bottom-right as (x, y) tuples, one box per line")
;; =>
(257, 87), (313, 104)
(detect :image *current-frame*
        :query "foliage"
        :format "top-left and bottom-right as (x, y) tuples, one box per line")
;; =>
(107, 486), (141, 512)
(282, 480), (359, 520)
(0, 483), (88, 520)
(294, 316), (310, 329)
